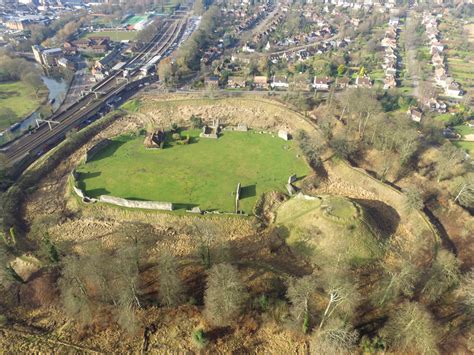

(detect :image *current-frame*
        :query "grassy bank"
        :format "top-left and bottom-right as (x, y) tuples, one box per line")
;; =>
(0, 81), (45, 130)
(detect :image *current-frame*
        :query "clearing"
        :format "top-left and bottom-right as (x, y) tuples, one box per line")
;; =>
(76, 129), (309, 213)
(0, 81), (44, 130)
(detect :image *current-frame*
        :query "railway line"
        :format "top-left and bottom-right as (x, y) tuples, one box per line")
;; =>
(4, 13), (190, 174)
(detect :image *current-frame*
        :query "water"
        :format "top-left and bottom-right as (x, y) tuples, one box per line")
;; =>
(17, 76), (67, 130)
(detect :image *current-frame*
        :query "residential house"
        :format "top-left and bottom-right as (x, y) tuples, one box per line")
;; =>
(312, 76), (332, 90)
(253, 76), (268, 89)
(270, 76), (289, 90)
(355, 76), (373, 88)
(336, 77), (350, 89)
(227, 76), (246, 88)
(407, 107), (423, 122)
(384, 75), (396, 90)
(446, 83), (462, 97)
(205, 76), (219, 88)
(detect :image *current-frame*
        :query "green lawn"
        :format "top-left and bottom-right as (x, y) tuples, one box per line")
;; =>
(83, 30), (137, 41)
(0, 81), (44, 130)
(453, 141), (474, 155)
(454, 124), (474, 137)
(76, 130), (310, 213)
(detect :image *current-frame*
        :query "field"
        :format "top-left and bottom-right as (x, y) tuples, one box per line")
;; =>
(76, 129), (309, 213)
(0, 81), (43, 130)
(83, 30), (137, 41)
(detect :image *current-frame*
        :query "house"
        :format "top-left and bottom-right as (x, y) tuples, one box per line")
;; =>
(445, 84), (462, 97)
(205, 76), (219, 88)
(355, 76), (373, 88)
(57, 57), (76, 71)
(384, 75), (396, 90)
(385, 67), (397, 76)
(312, 76), (332, 90)
(336, 77), (350, 89)
(242, 43), (255, 53)
(94, 48), (121, 71)
(73, 37), (110, 54)
(424, 98), (446, 113)
(407, 107), (423, 123)
(270, 76), (289, 90)
(381, 37), (396, 48)
(227, 76), (246, 88)
(41, 48), (63, 67)
(253, 76), (268, 89)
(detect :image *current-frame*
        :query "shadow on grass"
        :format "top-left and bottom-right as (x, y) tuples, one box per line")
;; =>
(89, 139), (128, 162)
(173, 203), (200, 211)
(240, 184), (256, 199)
(77, 171), (101, 180)
(85, 187), (111, 198)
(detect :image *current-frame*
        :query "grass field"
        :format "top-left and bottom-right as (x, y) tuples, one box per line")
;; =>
(453, 141), (474, 155)
(83, 31), (137, 41)
(76, 129), (309, 213)
(0, 81), (44, 130)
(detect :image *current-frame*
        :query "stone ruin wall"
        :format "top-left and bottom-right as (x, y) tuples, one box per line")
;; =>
(70, 169), (173, 211)
(98, 195), (173, 211)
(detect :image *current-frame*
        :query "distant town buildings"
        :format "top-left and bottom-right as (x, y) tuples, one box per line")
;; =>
(423, 12), (463, 98)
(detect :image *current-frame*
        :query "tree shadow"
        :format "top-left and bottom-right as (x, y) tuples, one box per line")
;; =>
(205, 326), (233, 342)
(240, 184), (256, 200)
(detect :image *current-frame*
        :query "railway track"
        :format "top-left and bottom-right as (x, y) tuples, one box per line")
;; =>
(4, 14), (188, 169)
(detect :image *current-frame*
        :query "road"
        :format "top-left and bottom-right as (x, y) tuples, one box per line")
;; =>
(4, 14), (190, 175)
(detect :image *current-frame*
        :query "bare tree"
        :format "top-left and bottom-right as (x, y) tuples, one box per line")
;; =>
(158, 251), (185, 307)
(403, 187), (424, 213)
(373, 257), (419, 306)
(456, 269), (474, 314)
(191, 220), (230, 268)
(422, 250), (460, 302)
(286, 275), (317, 332)
(116, 283), (140, 335)
(310, 318), (359, 355)
(451, 174), (474, 209)
(58, 255), (92, 324)
(436, 144), (465, 182)
(319, 272), (359, 329)
(116, 246), (142, 309)
(380, 302), (439, 354)
(204, 263), (248, 327)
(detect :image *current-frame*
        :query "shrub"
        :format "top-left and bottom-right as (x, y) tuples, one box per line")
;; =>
(190, 114), (203, 128)
(192, 329), (208, 348)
